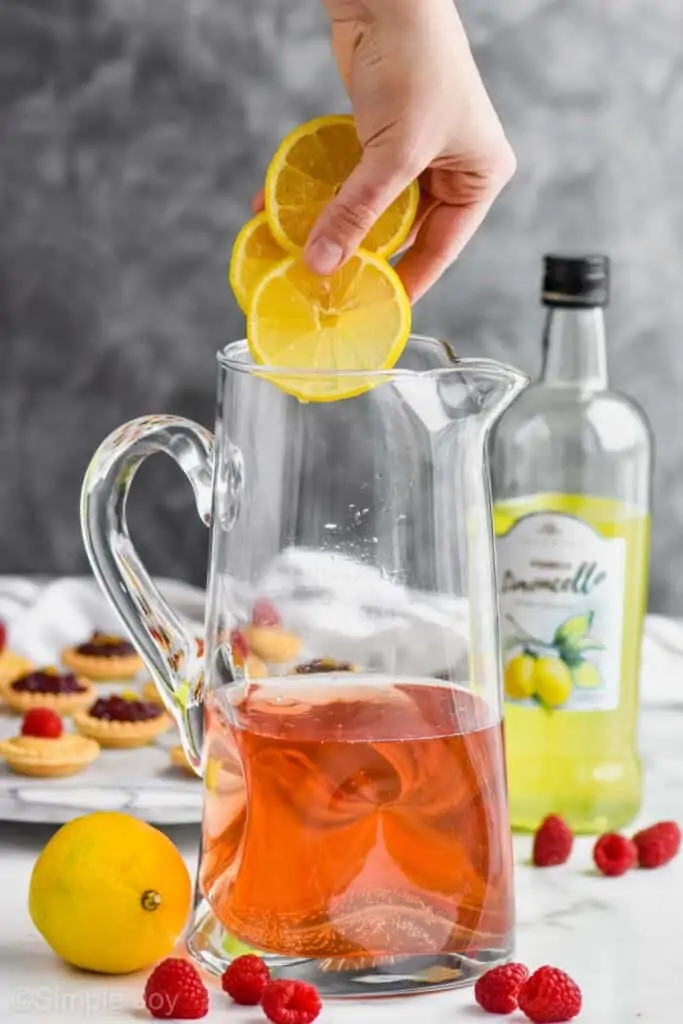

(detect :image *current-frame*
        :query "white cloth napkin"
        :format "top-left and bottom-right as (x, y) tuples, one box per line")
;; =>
(4, 577), (205, 667)
(251, 548), (473, 677)
(1, 572), (680, 709)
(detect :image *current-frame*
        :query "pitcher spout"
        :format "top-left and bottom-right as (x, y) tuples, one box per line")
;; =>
(441, 358), (528, 429)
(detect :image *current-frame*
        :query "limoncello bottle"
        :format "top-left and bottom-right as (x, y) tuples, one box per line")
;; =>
(490, 255), (652, 833)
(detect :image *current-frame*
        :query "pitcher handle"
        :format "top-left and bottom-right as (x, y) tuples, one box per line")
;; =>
(80, 415), (215, 772)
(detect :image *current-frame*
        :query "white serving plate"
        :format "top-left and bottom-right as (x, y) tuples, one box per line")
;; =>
(0, 713), (203, 824)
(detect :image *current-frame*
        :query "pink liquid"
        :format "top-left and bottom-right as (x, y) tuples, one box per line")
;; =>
(200, 679), (514, 963)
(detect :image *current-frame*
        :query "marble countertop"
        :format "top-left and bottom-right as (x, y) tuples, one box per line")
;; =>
(0, 700), (681, 1023)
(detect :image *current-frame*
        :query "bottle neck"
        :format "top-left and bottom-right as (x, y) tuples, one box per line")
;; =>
(541, 306), (608, 389)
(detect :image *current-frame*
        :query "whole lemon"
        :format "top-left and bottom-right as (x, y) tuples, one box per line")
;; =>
(504, 654), (537, 700)
(572, 660), (602, 689)
(29, 811), (192, 974)
(533, 656), (573, 708)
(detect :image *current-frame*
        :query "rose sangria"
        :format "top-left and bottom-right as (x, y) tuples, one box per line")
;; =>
(200, 677), (514, 973)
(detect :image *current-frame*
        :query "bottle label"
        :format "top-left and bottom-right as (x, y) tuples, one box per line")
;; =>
(496, 510), (626, 712)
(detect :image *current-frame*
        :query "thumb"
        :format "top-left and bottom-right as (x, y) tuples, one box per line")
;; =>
(304, 144), (415, 275)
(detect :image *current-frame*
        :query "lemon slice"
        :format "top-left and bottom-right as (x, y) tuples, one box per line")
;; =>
(265, 114), (419, 258)
(246, 250), (411, 403)
(229, 212), (288, 313)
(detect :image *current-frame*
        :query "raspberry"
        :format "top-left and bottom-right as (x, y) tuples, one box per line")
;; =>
(475, 962), (530, 1014)
(230, 629), (250, 667)
(518, 966), (582, 1023)
(632, 820), (681, 869)
(21, 708), (63, 739)
(253, 598), (281, 627)
(143, 958), (209, 1019)
(221, 954), (270, 1005)
(0, 621), (6, 654)
(593, 832), (638, 876)
(532, 815), (574, 867)
(261, 980), (322, 1024)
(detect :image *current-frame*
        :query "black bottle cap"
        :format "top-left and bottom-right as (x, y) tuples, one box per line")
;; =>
(542, 254), (609, 307)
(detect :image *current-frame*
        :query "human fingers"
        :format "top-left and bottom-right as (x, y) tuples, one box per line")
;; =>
(395, 145), (516, 302)
(251, 189), (265, 215)
(394, 199), (495, 303)
(303, 141), (420, 275)
(393, 191), (438, 257)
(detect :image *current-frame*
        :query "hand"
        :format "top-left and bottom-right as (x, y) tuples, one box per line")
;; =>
(303, 0), (515, 302)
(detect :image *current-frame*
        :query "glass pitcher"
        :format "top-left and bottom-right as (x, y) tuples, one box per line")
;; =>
(81, 335), (527, 997)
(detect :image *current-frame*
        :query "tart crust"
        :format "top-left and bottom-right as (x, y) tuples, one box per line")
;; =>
(243, 625), (301, 664)
(245, 653), (268, 678)
(0, 676), (95, 715)
(61, 646), (143, 681)
(169, 743), (199, 776)
(73, 708), (172, 748)
(0, 651), (34, 688)
(0, 734), (100, 777)
(142, 681), (164, 706)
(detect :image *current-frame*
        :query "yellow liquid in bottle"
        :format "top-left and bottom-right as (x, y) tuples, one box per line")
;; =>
(494, 493), (650, 834)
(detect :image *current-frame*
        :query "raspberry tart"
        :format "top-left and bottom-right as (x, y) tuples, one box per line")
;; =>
(62, 631), (143, 681)
(240, 600), (301, 664)
(243, 624), (301, 665)
(0, 709), (100, 777)
(0, 667), (94, 715)
(228, 629), (268, 677)
(73, 694), (172, 748)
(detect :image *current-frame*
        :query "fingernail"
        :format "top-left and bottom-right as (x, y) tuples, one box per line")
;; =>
(305, 237), (343, 275)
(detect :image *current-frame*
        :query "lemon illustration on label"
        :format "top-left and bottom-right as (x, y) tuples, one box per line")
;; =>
(572, 660), (602, 689)
(533, 657), (573, 709)
(504, 654), (537, 700)
(502, 609), (606, 711)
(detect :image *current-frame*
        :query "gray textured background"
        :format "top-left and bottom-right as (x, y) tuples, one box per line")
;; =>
(1, 0), (681, 610)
